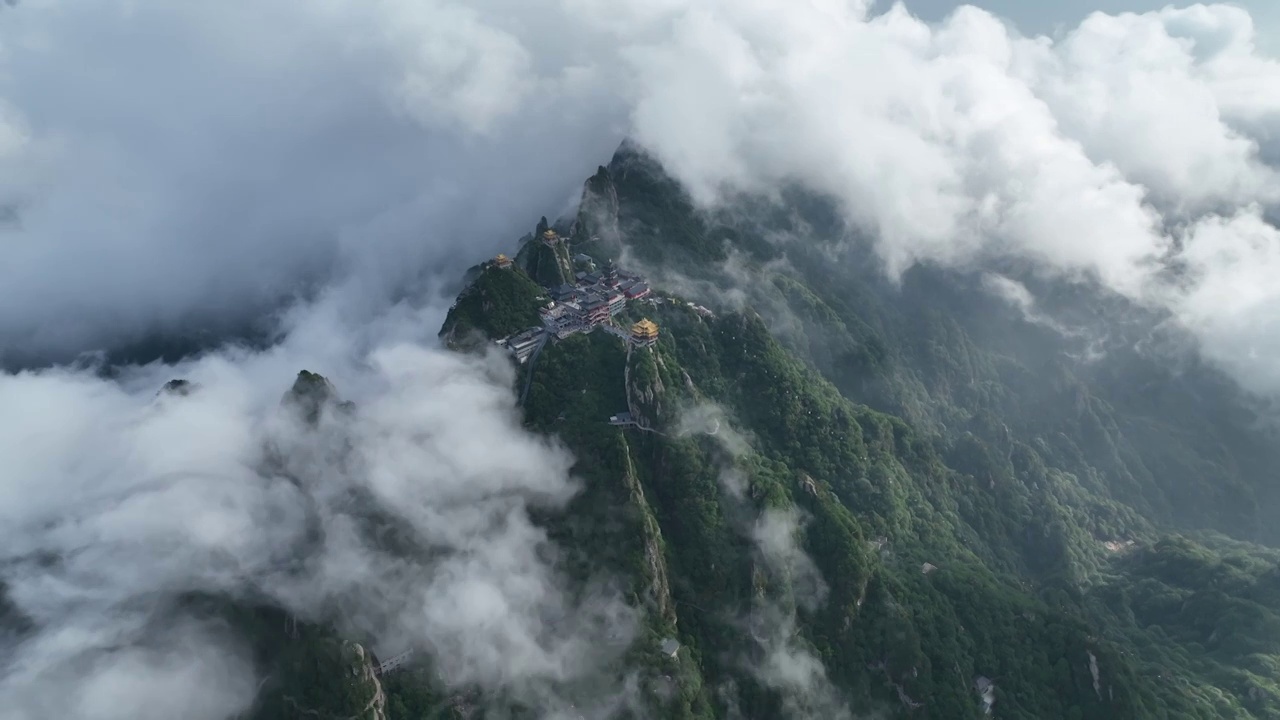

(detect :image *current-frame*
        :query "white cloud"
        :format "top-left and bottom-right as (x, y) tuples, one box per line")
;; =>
(1025, 5), (1280, 213)
(0, 0), (625, 363)
(981, 272), (1094, 340)
(597, 0), (1280, 394)
(6, 0), (1277, 392)
(676, 401), (849, 717)
(1172, 208), (1280, 393)
(616, 2), (1174, 293)
(751, 508), (828, 612)
(746, 509), (848, 720)
(0, 293), (637, 720)
(366, 0), (537, 133)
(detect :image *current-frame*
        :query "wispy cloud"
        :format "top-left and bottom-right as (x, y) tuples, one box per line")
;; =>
(5, 1), (1279, 393)
(678, 402), (852, 719)
(606, 1), (1280, 395)
(0, 294), (637, 719)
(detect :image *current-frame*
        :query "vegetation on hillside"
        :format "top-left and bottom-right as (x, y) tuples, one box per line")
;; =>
(218, 143), (1280, 719)
(479, 143), (1280, 718)
(438, 264), (545, 349)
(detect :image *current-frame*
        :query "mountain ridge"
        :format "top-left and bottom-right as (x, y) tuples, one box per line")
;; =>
(37, 142), (1275, 719)
(424, 141), (1280, 718)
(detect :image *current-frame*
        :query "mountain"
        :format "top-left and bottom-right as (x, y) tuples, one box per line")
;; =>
(425, 143), (1280, 718)
(86, 144), (1279, 719)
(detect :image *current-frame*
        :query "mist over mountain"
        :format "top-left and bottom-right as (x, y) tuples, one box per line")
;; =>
(2, 1), (1280, 719)
(3, 0), (1277, 392)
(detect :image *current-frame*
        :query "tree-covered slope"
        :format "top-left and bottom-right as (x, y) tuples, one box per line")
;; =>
(576, 144), (1280, 545)
(412, 143), (1280, 718)
(451, 291), (1247, 718)
(515, 217), (578, 288)
(439, 263), (546, 349)
(160, 143), (1280, 719)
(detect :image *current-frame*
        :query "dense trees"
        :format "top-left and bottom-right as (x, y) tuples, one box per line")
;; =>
(248, 142), (1280, 719)
(438, 264), (545, 346)
(508, 142), (1280, 717)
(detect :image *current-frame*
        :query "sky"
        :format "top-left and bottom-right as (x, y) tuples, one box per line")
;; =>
(1, 1), (1279, 718)
(903, 0), (1278, 48)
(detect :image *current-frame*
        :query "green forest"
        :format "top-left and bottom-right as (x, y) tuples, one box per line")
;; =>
(240, 144), (1280, 719)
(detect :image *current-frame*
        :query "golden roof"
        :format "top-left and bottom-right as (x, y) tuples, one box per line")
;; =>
(631, 318), (659, 336)
(542, 229), (558, 238)
(495, 253), (509, 261)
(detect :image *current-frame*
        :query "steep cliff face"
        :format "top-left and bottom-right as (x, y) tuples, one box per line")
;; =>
(573, 165), (621, 251)
(351, 644), (388, 720)
(619, 439), (677, 627)
(516, 240), (569, 287)
(219, 604), (387, 720)
(625, 346), (668, 427)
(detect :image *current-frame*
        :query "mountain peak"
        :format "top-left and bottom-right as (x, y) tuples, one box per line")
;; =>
(423, 145), (1280, 718)
(282, 370), (352, 424)
(159, 378), (196, 396)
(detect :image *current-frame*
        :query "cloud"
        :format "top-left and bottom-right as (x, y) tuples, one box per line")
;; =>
(0, 293), (638, 720)
(749, 606), (852, 720)
(676, 402), (850, 718)
(6, 0), (1279, 395)
(620, 1), (1171, 287)
(981, 272), (1087, 336)
(599, 1), (1280, 395)
(743, 508), (849, 720)
(4, 617), (259, 720)
(674, 401), (755, 458)
(751, 508), (827, 613)
(0, 0), (626, 364)
(1169, 209), (1280, 394)
(1029, 5), (1280, 214)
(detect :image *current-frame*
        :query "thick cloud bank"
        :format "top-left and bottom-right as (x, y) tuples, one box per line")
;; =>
(0, 0), (626, 362)
(0, 296), (637, 720)
(3, 0), (1279, 389)
(609, 1), (1280, 394)
(5, 0), (1279, 389)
